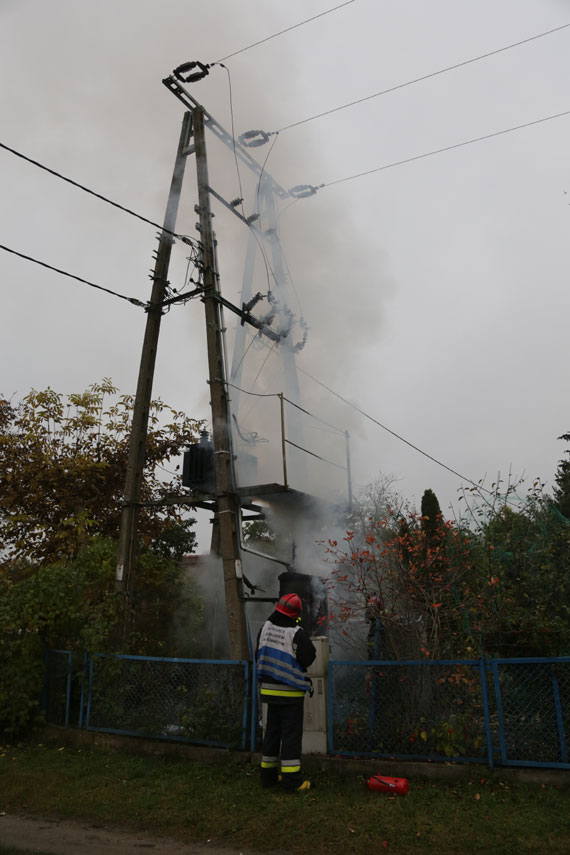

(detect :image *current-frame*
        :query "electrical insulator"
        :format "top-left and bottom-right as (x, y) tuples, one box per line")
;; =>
(173, 61), (210, 83)
(288, 184), (319, 199)
(238, 130), (270, 147)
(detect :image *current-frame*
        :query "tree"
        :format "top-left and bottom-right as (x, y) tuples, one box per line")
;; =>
(0, 380), (201, 563)
(420, 489), (442, 540)
(324, 510), (483, 660)
(242, 519), (278, 552)
(480, 498), (570, 656)
(0, 537), (204, 735)
(554, 432), (570, 519)
(347, 474), (404, 537)
(0, 380), (205, 735)
(325, 476), (570, 659)
(455, 476), (570, 656)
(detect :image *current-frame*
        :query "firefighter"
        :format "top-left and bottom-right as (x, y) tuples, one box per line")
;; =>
(256, 592), (316, 792)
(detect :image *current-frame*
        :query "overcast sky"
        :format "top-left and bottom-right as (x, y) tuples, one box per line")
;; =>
(1, 0), (570, 552)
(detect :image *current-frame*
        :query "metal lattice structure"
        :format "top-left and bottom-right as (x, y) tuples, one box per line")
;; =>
(85, 654), (249, 749)
(328, 659), (490, 763)
(43, 652), (570, 768)
(328, 657), (570, 768)
(487, 659), (570, 768)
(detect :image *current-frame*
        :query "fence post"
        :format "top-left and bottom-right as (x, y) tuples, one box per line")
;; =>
(240, 661), (250, 751)
(478, 658), (494, 770)
(327, 662), (334, 755)
(551, 667), (568, 764)
(64, 651), (73, 728)
(250, 657), (258, 753)
(491, 661), (507, 765)
(367, 663), (378, 753)
(41, 649), (50, 715)
(85, 656), (95, 730)
(78, 651), (88, 729)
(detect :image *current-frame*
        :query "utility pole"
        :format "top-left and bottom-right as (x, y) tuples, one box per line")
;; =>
(193, 105), (249, 661)
(115, 112), (192, 617)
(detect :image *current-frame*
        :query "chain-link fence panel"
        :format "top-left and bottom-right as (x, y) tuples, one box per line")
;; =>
(329, 660), (489, 762)
(488, 659), (570, 766)
(43, 649), (73, 727)
(86, 655), (249, 749)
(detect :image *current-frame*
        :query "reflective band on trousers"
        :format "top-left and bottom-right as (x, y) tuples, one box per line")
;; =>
(261, 759), (279, 769)
(281, 763), (301, 773)
(260, 687), (304, 698)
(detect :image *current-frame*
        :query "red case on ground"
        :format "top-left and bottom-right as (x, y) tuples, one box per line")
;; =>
(366, 775), (410, 795)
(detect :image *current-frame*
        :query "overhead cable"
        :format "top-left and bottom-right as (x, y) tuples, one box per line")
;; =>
(283, 396), (345, 435)
(322, 109), (570, 188)
(215, 0), (356, 63)
(228, 355), (495, 496)
(215, 62), (278, 298)
(296, 365), (492, 495)
(227, 380), (344, 435)
(0, 141), (199, 248)
(276, 22), (570, 132)
(0, 243), (146, 308)
(285, 438), (346, 470)
(229, 365), (492, 495)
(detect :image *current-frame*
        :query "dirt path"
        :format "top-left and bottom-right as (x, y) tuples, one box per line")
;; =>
(0, 814), (268, 855)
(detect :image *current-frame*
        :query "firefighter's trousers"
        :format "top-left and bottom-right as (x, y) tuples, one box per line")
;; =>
(260, 701), (304, 791)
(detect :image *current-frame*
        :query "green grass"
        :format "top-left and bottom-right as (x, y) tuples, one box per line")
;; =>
(0, 740), (569, 854)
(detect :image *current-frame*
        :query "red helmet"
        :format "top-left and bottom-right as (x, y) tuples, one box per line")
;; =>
(275, 592), (302, 618)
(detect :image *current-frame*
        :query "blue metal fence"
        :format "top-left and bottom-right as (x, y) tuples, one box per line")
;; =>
(487, 658), (570, 769)
(328, 657), (570, 769)
(44, 651), (250, 750)
(43, 652), (570, 768)
(86, 654), (250, 749)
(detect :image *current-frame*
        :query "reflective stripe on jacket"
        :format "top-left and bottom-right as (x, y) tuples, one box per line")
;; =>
(257, 621), (310, 693)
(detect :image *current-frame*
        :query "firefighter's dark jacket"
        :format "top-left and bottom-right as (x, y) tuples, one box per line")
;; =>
(256, 610), (316, 703)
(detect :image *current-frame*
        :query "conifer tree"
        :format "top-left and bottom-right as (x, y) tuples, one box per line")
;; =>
(421, 488), (442, 538)
(553, 432), (570, 519)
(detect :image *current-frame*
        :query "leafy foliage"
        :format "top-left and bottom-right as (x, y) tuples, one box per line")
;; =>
(325, 508), (483, 660)
(241, 519), (277, 550)
(0, 379), (201, 563)
(0, 381), (205, 735)
(0, 538), (204, 735)
(325, 477), (570, 660)
(554, 432), (570, 519)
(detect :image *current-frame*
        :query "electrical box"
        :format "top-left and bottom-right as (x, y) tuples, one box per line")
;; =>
(260, 636), (329, 756)
(307, 635), (329, 678)
(303, 636), (329, 754)
(182, 431), (215, 491)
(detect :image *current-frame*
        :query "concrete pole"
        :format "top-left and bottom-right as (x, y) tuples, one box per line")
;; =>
(115, 112), (192, 615)
(193, 106), (249, 661)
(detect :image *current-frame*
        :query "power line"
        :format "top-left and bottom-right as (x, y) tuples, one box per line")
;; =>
(322, 109), (570, 188)
(228, 379), (345, 435)
(227, 382), (278, 399)
(276, 22), (570, 132)
(0, 141), (199, 248)
(216, 62), (276, 294)
(228, 361), (487, 492)
(296, 364), (492, 494)
(285, 438), (346, 471)
(284, 395), (345, 435)
(215, 0), (356, 63)
(0, 243), (146, 308)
